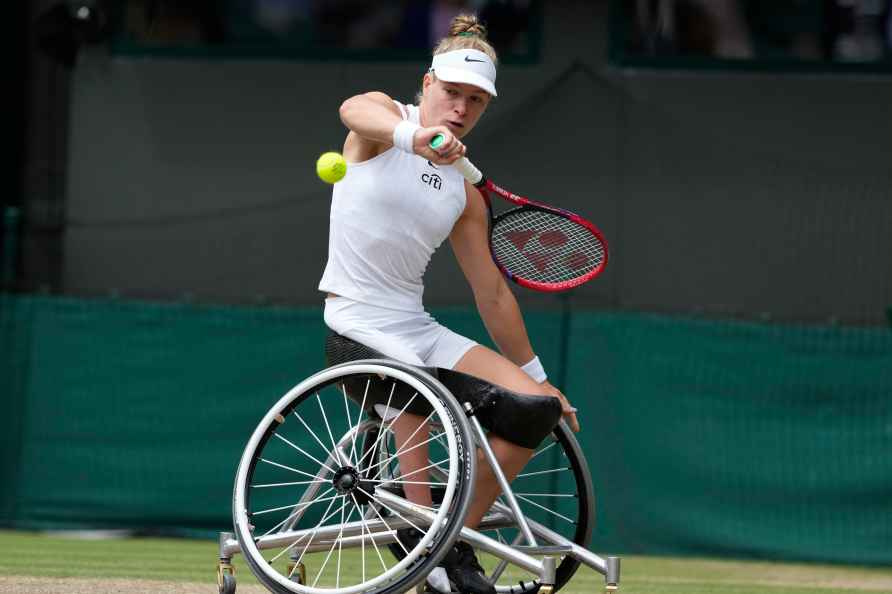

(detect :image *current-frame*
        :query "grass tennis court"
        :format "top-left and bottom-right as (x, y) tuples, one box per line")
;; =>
(1, 530), (891, 593)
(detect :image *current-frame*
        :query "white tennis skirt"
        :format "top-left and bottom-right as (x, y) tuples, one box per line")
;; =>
(323, 296), (477, 370)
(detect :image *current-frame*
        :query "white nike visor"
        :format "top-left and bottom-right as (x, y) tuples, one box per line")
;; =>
(430, 49), (498, 97)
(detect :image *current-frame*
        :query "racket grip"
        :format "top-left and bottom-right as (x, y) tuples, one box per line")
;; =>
(430, 134), (484, 185)
(452, 157), (484, 185)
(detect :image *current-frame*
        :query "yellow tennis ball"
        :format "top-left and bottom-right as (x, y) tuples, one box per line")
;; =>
(316, 151), (347, 184)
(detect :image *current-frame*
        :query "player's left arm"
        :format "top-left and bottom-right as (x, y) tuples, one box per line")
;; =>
(451, 181), (579, 430)
(450, 182), (534, 366)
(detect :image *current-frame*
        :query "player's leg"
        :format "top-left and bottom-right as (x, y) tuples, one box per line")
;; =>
(452, 344), (546, 528)
(420, 342), (549, 594)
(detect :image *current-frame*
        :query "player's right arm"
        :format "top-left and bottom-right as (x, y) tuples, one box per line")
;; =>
(338, 92), (463, 165)
(339, 92), (402, 162)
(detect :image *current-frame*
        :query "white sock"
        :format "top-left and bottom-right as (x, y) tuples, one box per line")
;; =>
(374, 403), (401, 421)
(426, 567), (451, 593)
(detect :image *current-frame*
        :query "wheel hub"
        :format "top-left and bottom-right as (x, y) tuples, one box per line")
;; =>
(331, 466), (375, 505)
(332, 467), (359, 494)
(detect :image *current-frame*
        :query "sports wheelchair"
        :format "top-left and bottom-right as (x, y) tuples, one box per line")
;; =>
(217, 333), (621, 594)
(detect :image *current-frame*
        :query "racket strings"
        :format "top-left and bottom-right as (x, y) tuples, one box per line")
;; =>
(491, 210), (605, 285)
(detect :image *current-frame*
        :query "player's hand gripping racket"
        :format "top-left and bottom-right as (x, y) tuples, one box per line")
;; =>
(431, 134), (608, 292)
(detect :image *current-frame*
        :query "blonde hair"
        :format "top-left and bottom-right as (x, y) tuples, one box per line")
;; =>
(432, 13), (498, 65)
(417, 14), (498, 103)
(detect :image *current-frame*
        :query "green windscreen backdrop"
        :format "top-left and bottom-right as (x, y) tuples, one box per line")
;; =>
(2, 295), (890, 565)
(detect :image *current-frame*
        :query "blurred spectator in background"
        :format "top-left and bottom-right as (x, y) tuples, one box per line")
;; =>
(629, 0), (891, 63)
(125, 0), (225, 44)
(395, 1), (531, 54)
(829, 0), (888, 61)
(743, 0), (823, 60)
(119, 0), (536, 56)
(888, 0), (892, 51)
(251, 0), (311, 38)
(887, 1), (892, 50)
(635, 0), (754, 58)
(314, 0), (405, 48)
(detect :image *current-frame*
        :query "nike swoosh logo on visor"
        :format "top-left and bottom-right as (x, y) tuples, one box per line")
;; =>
(464, 56), (486, 63)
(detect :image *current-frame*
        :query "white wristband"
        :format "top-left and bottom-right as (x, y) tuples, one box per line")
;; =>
(392, 120), (420, 153)
(520, 355), (547, 384)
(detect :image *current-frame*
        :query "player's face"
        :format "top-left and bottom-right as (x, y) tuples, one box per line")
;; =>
(422, 74), (492, 138)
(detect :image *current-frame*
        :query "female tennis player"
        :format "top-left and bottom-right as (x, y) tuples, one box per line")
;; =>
(319, 14), (579, 594)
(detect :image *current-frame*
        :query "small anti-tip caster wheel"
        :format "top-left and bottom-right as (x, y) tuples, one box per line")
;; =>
(287, 561), (306, 585)
(217, 560), (236, 594)
(219, 572), (236, 594)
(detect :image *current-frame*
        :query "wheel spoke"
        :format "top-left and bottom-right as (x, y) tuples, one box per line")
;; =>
(359, 487), (427, 539)
(268, 493), (342, 566)
(351, 492), (388, 572)
(341, 386), (355, 462)
(252, 479), (327, 489)
(366, 432), (440, 478)
(258, 487), (336, 537)
(286, 495), (346, 567)
(252, 493), (340, 517)
(515, 494), (576, 525)
(362, 388), (422, 476)
(355, 382), (397, 470)
(361, 491), (409, 557)
(291, 409), (342, 467)
(348, 379), (371, 465)
(349, 494), (367, 584)
(311, 498), (355, 587)
(530, 440), (557, 460)
(273, 433), (336, 475)
(259, 457), (324, 480)
(336, 500), (347, 588)
(515, 467), (570, 479)
(389, 458), (449, 482)
(376, 479), (442, 487)
(317, 393), (348, 467)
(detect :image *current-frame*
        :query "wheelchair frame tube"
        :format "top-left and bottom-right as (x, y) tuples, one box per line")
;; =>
(490, 498), (610, 576)
(376, 489), (545, 577)
(464, 403), (538, 547)
(222, 500), (517, 558)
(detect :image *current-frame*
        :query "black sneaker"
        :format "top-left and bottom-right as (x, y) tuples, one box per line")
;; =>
(396, 527), (424, 552)
(440, 541), (495, 594)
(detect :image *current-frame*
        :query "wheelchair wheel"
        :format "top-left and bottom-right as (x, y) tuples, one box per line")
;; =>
(232, 360), (476, 594)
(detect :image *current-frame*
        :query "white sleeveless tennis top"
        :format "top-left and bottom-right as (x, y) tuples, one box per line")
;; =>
(318, 102), (468, 312)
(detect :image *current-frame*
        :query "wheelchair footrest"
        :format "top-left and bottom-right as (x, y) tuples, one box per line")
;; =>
(512, 544), (575, 555)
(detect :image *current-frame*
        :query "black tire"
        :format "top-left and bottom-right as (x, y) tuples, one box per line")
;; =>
(219, 572), (236, 594)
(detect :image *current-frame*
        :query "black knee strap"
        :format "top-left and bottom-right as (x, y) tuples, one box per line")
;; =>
(324, 331), (562, 449)
(435, 368), (562, 449)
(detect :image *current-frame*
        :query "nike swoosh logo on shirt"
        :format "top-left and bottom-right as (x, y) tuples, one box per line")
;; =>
(464, 56), (486, 63)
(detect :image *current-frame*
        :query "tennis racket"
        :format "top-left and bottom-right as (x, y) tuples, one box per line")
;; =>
(431, 134), (608, 292)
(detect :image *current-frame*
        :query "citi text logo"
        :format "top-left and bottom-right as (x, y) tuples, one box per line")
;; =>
(421, 173), (442, 190)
